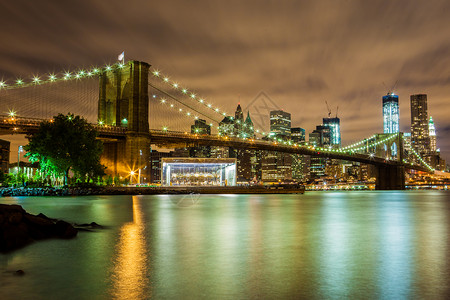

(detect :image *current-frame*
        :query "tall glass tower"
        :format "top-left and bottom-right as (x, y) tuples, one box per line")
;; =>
(383, 93), (399, 133)
(323, 117), (341, 146)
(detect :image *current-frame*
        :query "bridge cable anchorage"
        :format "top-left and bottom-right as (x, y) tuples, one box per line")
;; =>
(149, 68), (270, 140)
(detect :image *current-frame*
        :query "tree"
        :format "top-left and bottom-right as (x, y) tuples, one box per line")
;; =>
(25, 113), (105, 186)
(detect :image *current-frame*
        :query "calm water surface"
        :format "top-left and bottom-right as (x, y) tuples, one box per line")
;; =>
(1, 191), (450, 299)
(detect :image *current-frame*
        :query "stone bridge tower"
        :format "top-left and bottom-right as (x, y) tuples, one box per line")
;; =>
(98, 61), (151, 184)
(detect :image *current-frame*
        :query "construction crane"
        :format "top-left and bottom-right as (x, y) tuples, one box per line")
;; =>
(382, 80), (399, 95)
(325, 101), (331, 118)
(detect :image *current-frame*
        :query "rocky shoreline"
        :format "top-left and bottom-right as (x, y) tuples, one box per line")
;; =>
(0, 185), (305, 197)
(0, 204), (78, 252)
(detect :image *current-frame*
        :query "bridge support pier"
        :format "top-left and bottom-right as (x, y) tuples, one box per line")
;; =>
(375, 165), (405, 190)
(98, 60), (151, 184)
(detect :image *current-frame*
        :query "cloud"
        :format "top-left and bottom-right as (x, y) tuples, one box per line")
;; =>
(1, 0), (450, 161)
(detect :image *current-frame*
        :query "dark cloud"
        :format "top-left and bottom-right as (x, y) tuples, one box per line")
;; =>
(1, 0), (450, 161)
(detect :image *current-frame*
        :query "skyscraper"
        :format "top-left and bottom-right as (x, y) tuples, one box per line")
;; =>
(410, 94), (430, 155)
(291, 127), (307, 180)
(429, 116), (436, 152)
(189, 119), (211, 157)
(270, 110), (291, 138)
(323, 117), (341, 146)
(308, 125), (331, 179)
(383, 93), (399, 134)
(291, 127), (306, 143)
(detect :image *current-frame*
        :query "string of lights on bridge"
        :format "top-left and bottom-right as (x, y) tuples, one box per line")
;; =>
(401, 136), (435, 172)
(150, 68), (273, 139)
(0, 62), (127, 90)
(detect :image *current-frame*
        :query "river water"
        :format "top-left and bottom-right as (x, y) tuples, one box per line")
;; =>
(1, 191), (450, 299)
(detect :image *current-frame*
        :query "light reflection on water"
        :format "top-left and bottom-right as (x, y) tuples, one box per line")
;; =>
(109, 196), (150, 299)
(1, 191), (450, 299)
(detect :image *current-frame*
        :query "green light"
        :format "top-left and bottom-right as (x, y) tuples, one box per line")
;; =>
(64, 72), (71, 80)
(173, 83), (178, 88)
(16, 79), (24, 85)
(199, 99), (204, 103)
(121, 118), (128, 124)
(164, 77), (169, 82)
(98, 120), (104, 125)
(153, 70), (160, 76)
(182, 89), (187, 94)
(93, 68), (99, 73)
(49, 74), (57, 81)
(0, 81), (6, 88)
(190, 94), (196, 98)
(105, 65), (112, 71)
(117, 63), (124, 69)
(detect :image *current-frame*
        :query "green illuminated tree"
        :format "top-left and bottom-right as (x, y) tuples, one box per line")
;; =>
(25, 113), (105, 186)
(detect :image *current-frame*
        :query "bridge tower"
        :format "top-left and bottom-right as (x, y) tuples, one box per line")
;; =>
(374, 132), (405, 190)
(98, 61), (151, 183)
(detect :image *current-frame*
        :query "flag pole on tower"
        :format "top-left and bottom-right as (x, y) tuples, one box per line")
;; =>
(118, 51), (125, 64)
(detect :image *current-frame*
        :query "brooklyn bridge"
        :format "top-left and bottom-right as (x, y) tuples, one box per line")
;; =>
(0, 60), (438, 190)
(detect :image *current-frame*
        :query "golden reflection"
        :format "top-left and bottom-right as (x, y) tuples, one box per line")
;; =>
(110, 196), (150, 299)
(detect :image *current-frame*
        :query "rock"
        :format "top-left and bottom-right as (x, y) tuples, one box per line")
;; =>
(0, 204), (78, 252)
(54, 220), (78, 239)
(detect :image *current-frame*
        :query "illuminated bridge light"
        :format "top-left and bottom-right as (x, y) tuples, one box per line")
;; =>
(170, 104), (174, 108)
(173, 83), (178, 88)
(48, 74), (57, 81)
(152, 70), (160, 76)
(16, 78), (24, 85)
(164, 77), (169, 82)
(199, 99), (204, 103)
(0, 81), (6, 88)
(190, 94), (196, 98)
(182, 89), (187, 94)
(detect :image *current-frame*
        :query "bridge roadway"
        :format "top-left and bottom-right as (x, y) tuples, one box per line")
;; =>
(0, 115), (428, 172)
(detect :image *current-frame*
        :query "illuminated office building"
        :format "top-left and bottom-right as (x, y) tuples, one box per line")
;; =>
(270, 110), (291, 138)
(323, 117), (341, 146)
(383, 93), (399, 134)
(429, 116), (436, 152)
(410, 94), (430, 156)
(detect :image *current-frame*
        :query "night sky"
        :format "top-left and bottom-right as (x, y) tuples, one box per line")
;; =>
(1, 0), (450, 161)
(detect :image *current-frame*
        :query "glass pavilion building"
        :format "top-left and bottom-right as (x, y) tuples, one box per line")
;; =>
(383, 93), (400, 134)
(161, 158), (237, 186)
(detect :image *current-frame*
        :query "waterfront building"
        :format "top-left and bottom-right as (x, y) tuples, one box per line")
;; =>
(323, 117), (341, 146)
(0, 139), (10, 174)
(150, 150), (171, 184)
(410, 94), (430, 156)
(161, 157), (237, 186)
(383, 93), (400, 134)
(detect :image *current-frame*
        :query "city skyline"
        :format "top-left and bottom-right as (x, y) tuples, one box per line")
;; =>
(1, 1), (450, 161)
